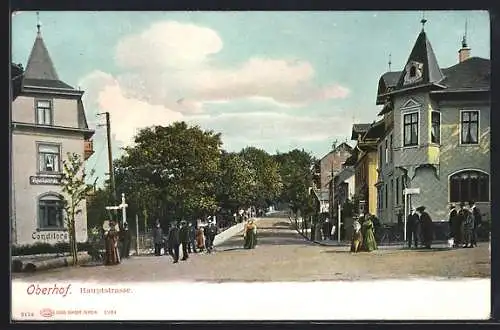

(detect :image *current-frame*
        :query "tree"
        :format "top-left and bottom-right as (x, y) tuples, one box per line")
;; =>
(217, 152), (257, 212)
(239, 147), (282, 208)
(60, 152), (94, 266)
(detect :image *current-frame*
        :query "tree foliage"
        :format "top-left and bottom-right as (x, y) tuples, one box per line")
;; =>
(60, 152), (94, 266)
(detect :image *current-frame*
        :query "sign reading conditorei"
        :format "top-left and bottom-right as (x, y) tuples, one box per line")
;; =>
(29, 176), (62, 185)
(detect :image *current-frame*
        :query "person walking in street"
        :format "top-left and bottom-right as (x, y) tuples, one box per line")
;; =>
(406, 207), (420, 248)
(167, 221), (180, 263)
(360, 214), (377, 252)
(153, 220), (163, 256)
(322, 218), (330, 240)
(205, 220), (218, 253)
(350, 218), (363, 253)
(243, 219), (257, 249)
(179, 220), (190, 261)
(416, 206), (433, 249)
(469, 201), (482, 247)
(462, 204), (475, 248)
(196, 225), (206, 252)
(448, 204), (459, 248)
(119, 222), (132, 259)
(103, 219), (121, 265)
(188, 222), (197, 253)
(456, 202), (467, 247)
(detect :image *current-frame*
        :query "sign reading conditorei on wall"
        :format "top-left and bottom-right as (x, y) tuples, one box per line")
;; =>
(32, 231), (69, 241)
(29, 176), (62, 185)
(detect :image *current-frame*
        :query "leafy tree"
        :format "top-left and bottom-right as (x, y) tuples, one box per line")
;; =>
(60, 152), (94, 266)
(217, 151), (257, 212)
(239, 147), (282, 208)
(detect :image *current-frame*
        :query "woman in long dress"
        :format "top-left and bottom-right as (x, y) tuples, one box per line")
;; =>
(243, 220), (257, 249)
(104, 220), (120, 265)
(350, 219), (363, 253)
(361, 215), (377, 252)
(196, 226), (206, 252)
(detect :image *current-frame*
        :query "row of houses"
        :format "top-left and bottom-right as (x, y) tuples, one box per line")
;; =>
(315, 22), (490, 225)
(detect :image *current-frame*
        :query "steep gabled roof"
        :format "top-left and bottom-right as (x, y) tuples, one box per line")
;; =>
(438, 57), (490, 91)
(350, 123), (371, 140)
(23, 30), (76, 91)
(394, 30), (445, 90)
(363, 119), (385, 140)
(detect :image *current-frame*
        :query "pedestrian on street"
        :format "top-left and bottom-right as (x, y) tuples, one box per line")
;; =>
(103, 219), (121, 266)
(153, 220), (163, 256)
(205, 220), (218, 253)
(196, 225), (206, 252)
(179, 220), (190, 261)
(322, 218), (330, 240)
(350, 218), (363, 253)
(406, 207), (419, 248)
(243, 219), (257, 249)
(188, 222), (197, 253)
(167, 221), (180, 263)
(469, 201), (482, 247)
(360, 214), (377, 252)
(456, 202), (467, 246)
(119, 222), (132, 259)
(416, 206), (433, 249)
(448, 204), (459, 247)
(462, 204), (475, 248)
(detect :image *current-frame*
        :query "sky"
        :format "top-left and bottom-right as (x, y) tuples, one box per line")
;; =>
(11, 11), (490, 186)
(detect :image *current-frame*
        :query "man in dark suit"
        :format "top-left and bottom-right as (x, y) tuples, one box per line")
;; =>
(448, 204), (459, 247)
(469, 201), (482, 248)
(416, 206), (433, 249)
(179, 220), (190, 261)
(456, 202), (467, 247)
(406, 207), (420, 248)
(167, 222), (180, 263)
(187, 222), (197, 253)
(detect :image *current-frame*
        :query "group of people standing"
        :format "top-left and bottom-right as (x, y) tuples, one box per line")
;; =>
(350, 214), (378, 253)
(448, 201), (482, 248)
(152, 219), (219, 263)
(406, 206), (434, 249)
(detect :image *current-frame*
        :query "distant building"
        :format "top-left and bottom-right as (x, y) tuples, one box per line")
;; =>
(375, 23), (490, 223)
(11, 24), (95, 245)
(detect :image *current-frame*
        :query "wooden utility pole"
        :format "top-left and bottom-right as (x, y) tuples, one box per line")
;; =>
(98, 112), (116, 203)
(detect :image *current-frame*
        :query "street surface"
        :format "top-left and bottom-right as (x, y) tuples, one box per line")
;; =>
(12, 217), (490, 282)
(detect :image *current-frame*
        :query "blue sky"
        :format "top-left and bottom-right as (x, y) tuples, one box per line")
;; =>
(12, 11), (490, 186)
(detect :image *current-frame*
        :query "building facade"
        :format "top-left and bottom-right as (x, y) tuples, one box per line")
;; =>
(11, 26), (95, 246)
(375, 25), (490, 223)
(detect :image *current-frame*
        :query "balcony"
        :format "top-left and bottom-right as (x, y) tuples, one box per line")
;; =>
(84, 139), (95, 160)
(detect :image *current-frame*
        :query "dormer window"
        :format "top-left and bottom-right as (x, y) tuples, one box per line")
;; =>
(36, 99), (53, 125)
(409, 66), (417, 77)
(403, 61), (424, 85)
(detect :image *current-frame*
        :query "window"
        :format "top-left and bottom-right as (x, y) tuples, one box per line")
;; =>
(379, 145), (383, 168)
(38, 194), (65, 230)
(390, 179), (394, 206)
(449, 170), (489, 202)
(396, 177), (399, 205)
(38, 144), (61, 173)
(409, 66), (416, 77)
(36, 100), (52, 125)
(431, 111), (441, 144)
(385, 184), (388, 209)
(403, 112), (419, 147)
(461, 111), (479, 144)
(385, 140), (388, 164)
(389, 134), (393, 162)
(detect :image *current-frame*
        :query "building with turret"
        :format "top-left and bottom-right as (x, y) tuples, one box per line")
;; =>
(11, 20), (95, 245)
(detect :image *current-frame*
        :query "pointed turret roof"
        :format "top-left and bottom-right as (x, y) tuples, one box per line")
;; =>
(22, 28), (76, 91)
(394, 30), (445, 90)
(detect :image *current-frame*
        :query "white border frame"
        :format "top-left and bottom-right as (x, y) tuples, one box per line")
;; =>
(447, 168), (490, 203)
(459, 110), (481, 146)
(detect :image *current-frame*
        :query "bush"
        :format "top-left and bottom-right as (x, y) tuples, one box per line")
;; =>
(12, 241), (93, 256)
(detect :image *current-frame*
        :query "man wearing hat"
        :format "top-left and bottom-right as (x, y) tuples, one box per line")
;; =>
(416, 206), (433, 249)
(406, 207), (420, 248)
(167, 221), (180, 263)
(469, 201), (481, 248)
(448, 204), (459, 248)
(456, 202), (467, 247)
(178, 220), (190, 261)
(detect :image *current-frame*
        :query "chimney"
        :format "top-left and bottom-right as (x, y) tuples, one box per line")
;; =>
(458, 20), (471, 63)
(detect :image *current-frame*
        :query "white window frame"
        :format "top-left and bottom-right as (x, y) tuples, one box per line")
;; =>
(35, 99), (53, 126)
(37, 142), (62, 174)
(447, 168), (490, 203)
(459, 110), (480, 146)
(430, 110), (441, 145)
(37, 192), (66, 231)
(402, 110), (420, 148)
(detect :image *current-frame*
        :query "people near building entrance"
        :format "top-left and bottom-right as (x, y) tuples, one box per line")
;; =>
(448, 204), (459, 248)
(406, 207), (420, 248)
(188, 222), (197, 253)
(179, 220), (190, 261)
(416, 206), (433, 249)
(456, 202), (467, 247)
(103, 220), (120, 266)
(243, 220), (257, 249)
(469, 201), (482, 247)
(360, 214), (377, 252)
(196, 225), (206, 252)
(350, 218), (363, 253)
(119, 222), (131, 259)
(462, 204), (475, 248)
(153, 220), (164, 256)
(167, 222), (180, 263)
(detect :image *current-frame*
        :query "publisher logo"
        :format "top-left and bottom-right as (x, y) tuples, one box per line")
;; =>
(39, 308), (54, 318)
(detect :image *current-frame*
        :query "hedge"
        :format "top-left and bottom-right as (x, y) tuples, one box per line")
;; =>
(12, 242), (93, 256)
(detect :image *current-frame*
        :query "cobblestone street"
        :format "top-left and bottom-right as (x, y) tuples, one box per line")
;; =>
(12, 217), (490, 282)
